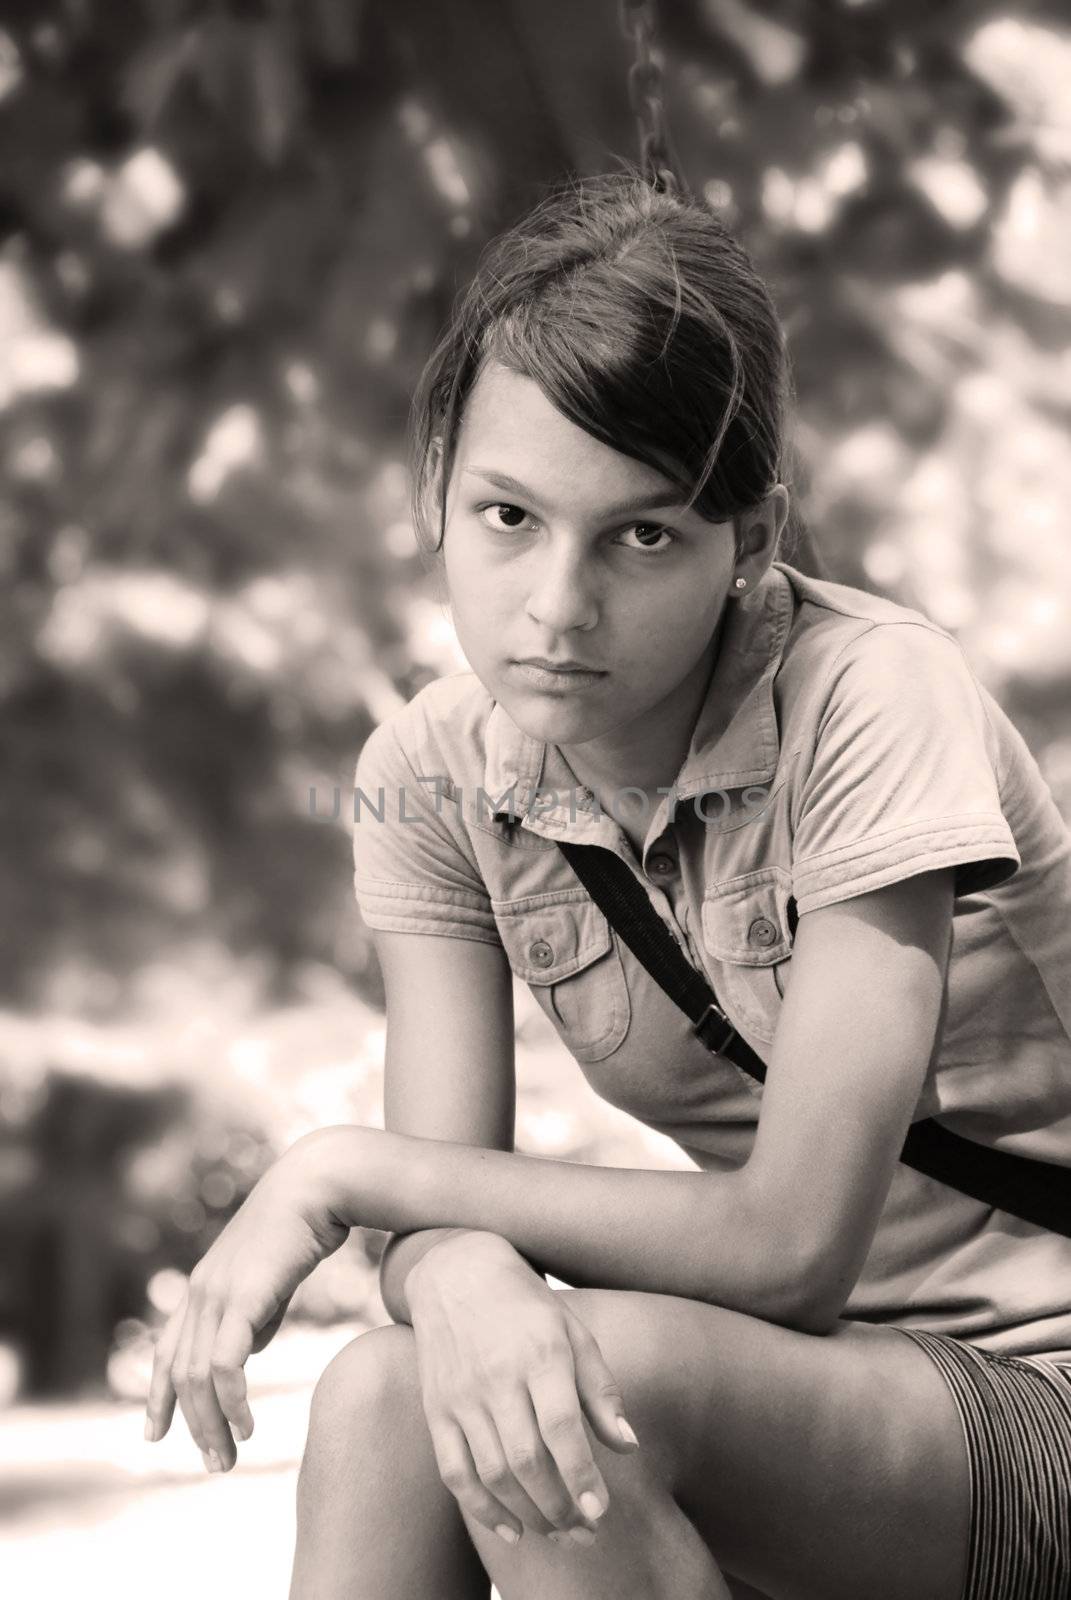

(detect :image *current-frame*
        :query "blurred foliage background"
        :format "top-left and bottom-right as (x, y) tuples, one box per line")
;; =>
(1, 0), (1070, 1404)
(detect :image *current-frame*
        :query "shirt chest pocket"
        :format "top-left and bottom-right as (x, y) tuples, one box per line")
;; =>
(493, 890), (631, 1063)
(701, 867), (795, 1044)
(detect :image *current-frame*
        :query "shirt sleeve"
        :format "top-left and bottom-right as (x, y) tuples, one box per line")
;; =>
(791, 622), (1021, 916)
(352, 718), (501, 944)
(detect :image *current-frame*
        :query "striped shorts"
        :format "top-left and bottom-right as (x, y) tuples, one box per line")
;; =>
(898, 1328), (1071, 1600)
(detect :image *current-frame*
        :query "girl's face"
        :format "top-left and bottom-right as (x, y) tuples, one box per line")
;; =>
(440, 361), (751, 757)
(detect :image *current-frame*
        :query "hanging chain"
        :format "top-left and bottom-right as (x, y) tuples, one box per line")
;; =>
(618, 0), (683, 196)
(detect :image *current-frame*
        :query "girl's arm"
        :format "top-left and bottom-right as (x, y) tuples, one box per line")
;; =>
(145, 866), (953, 1510)
(376, 933), (519, 1324)
(321, 866), (956, 1335)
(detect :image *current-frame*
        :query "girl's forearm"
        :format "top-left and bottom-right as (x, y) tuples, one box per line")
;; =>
(309, 1125), (827, 1332)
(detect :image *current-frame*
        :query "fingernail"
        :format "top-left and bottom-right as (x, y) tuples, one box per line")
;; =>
(203, 1449), (222, 1474)
(235, 1418), (253, 1442)
(579, 1491), (604, 1522)
(495, 1524), (519, 1546)
(617, 1416), (639, 1447)
(569, 1526), (596, 1546)
(144, 1417), (156, 1443)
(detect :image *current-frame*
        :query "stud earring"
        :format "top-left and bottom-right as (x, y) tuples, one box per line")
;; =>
(734, 577), (747, 590)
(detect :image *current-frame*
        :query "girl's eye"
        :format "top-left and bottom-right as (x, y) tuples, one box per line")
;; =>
(476, 505), (675, 552)
(618, 522), (675, 553)
(479, 502), (536, 532)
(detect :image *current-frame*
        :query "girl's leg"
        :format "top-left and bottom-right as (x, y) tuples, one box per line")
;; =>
(460, 1288), (969, 1600)
(292, 1319), (732, 1600)
(289, 1323), (490, 1600)
(291, 1290), (971, 1600)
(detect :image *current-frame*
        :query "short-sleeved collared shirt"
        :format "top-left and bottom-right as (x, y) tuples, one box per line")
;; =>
(353, 561), (1071, 1358)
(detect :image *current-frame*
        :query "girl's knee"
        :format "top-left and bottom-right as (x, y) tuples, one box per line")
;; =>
(303, 1323), (422, 1474)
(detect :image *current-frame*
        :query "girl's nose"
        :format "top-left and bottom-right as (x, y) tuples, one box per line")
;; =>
(524, 545), (599, 634)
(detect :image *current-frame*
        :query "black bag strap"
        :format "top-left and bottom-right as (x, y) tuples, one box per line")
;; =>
(558, 839), (1071, 1239)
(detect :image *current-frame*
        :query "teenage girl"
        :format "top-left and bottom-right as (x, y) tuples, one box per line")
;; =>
(145, 173), (1071, 1600)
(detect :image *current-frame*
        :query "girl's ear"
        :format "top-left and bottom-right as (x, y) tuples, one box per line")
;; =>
(732, 486), (791, 587)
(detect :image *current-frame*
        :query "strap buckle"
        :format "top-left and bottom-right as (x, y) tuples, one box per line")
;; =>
(693, 1001), (737, 1054)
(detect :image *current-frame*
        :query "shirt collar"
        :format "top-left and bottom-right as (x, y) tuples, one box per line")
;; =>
(482, 560), (795, 827)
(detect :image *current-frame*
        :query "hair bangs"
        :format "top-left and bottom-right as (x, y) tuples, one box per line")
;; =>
(488, 268), (745, 524)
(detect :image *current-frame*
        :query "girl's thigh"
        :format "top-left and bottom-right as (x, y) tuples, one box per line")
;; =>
(558, 1288), (969, 1600)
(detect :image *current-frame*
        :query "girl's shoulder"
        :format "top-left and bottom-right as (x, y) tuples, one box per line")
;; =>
(772, 561), (988, 727)
(356, 670), (495, 793)
(775, 560), (961, 646)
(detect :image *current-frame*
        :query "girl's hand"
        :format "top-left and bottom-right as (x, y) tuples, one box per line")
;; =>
(404, 1230), (639, 1549)
(144, 1138), (348, 1472)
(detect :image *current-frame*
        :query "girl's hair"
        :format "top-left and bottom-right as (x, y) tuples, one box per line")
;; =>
(410, 169), (795, 556)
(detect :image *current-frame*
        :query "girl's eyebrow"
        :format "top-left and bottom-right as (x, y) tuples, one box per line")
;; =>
(463, 466), (685, 520)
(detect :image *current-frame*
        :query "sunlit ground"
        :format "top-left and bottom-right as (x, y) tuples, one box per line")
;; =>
(0, 1323), (352, 1599)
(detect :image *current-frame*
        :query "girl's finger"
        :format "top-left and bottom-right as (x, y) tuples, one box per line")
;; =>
(563, 1306), (639, 1454)
(527, 1362), (609, 1528)
(211, 1308), (256, 1443)
(480, 1387), (583, 1537)
(458, 1402), (557, 1535)
(187, 1301), (238, 1471)
(172, 1303), (212, 1460)
(145, 1310), (183, 1442)
(428, 1412), (530, 1545)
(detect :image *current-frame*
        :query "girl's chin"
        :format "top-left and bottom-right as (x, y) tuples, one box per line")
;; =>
(494, 687), (610, 744)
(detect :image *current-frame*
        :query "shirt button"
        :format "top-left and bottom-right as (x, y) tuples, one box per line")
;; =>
(647, 853), (677, 878)
(528, 939), (555, 969)
(748, 917), (779, 948)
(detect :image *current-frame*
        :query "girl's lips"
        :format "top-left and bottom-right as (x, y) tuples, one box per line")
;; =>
(510, 660), (608, 691)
